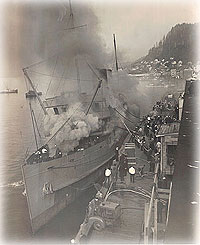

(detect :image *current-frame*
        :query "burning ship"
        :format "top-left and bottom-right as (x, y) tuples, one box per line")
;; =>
(22, 68), (130, 233)
(21, 3), (139, 233)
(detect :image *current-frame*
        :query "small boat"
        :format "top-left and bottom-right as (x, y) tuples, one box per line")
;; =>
(0, 88), (18, 94)
(25, 90), (42, 98)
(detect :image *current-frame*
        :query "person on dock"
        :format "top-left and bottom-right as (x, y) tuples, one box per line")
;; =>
(105, 168), (112, 187)
(138, 127), (143, 137)
(111, 160), (118, 188)
(147, 148), (154, 172)
(119, 165), (125, 181)
(149, 138), (155, 153)
(157, 199), (164, 223)
(149, 159), (155, 173)
(129, 166), (136, 183)
(141, 136), (146, 151)
(156, 140), (161, 154)
(119, 152), (128, 181)
(55, 147), (62, 158)
(138, 165), (145, 177)
(115, 146), (119, 161)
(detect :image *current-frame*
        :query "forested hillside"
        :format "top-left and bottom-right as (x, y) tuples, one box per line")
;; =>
(145, 23), (199, 63)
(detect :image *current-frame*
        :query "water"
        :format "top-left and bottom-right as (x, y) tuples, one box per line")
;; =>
(0, 76), (185, 243)
(0, 77), (97, 244)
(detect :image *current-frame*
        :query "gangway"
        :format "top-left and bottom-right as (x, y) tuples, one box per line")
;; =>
(124, 142), (136, 167)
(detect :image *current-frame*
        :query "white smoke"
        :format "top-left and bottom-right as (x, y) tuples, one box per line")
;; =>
(44, 103), (99, 153)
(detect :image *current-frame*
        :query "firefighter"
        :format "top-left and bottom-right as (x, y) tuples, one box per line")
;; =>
(157, 199), (163, 223)
(119, 152), (128, 181)
(105, 168), (112, 187)
(129, 166), (136, 183)
(115, 146), (119, 161)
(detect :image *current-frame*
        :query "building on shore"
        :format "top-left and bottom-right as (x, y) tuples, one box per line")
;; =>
(156, 122), (180, 176)
(164, 79), (199, 243)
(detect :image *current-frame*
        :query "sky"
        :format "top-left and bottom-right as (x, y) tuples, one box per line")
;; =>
(91, 0), (200, 61)
(0, 0), (200, 77)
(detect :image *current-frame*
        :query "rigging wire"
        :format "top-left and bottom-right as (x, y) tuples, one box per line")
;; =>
(46, 116), (72, 144)
(27, 112), (46, 154)
(24, 54), (58, 70)
(24, 5), (94, 152)
(44, 56), (59, 98)
(55, 60), (67, 95)
(44, 89), (96, 145)
(45, 83), (98, 145)
(46, 86), (101, 145)
(24, 74), (29, 91)
(32, 108), (42, 139)
(37, 84), (97, 143)
(121, 105), (141, 119)
(28, 70), (95, 82)
(24, 71), (47, 132)
(28, 57), (65, 136)
(113, 107), (138, 124)
(29, 102), (38, 150)
(86, 80), (102, 115)
(25, 85), (139, 152)
(24, 75), (41, 152)
(63, 24), (87, 31)
(28, 60), (68, 141)
(115, 95), (141, 119)
(121, 119), (133, 136)
(85, 59), (102, 82)
(23, 13), (73, 72)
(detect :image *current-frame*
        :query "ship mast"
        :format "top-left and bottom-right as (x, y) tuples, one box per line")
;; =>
(69, 0), (81, 94)
(113, 34), (119, 71)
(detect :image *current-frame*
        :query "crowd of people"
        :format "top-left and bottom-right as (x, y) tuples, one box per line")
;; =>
(97, 96), (179, 225)
(27, 144), (62, 164)
(134, 94), (179, 152)
(128, 94), (179, 175)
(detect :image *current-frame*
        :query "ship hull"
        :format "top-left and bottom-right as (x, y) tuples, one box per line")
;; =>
(22, 132), (127, 233)
(28, 159), (112, 233)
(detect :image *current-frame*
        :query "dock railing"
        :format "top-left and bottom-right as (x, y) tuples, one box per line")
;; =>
(144, 161), (159, 244)
(144, 155), (173, 244)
